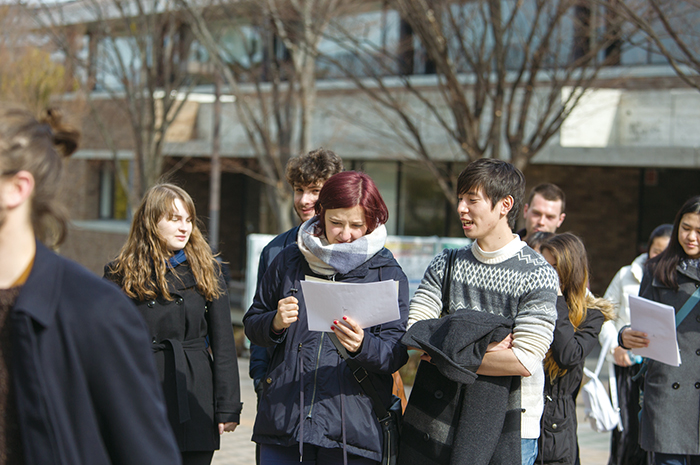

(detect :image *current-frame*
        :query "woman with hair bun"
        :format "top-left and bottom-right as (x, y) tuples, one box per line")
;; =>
(245, 171), (409, 465)
(0, 105), (180, 464)
(105, 183), (242, 465)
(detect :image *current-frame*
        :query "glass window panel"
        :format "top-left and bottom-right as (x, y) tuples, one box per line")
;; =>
(399, 162), (447, 237)
(360, 161), (399, 235)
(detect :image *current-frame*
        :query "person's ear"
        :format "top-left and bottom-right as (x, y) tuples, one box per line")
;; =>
(523, 203), (529, 219)
(501, 195), (514, 215)
(557, 213), (566, 228)
(1, 170), (34, 209)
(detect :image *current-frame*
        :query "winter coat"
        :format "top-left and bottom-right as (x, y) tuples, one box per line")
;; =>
(249, 225), (300, 384)
(398, 311), (521, 465)
(13, 242), (181, 465)
(537, 296), (605, 464)
(243, 244), (409, 462)
(638, 259), (700, 455)
(600, 253), (647, 353)
(105, 260), (242, 452)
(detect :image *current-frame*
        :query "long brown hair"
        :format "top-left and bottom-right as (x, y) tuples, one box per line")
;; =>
(0, 106), (79, 247)
(109, 183), (222, 301)
(540, 233), (614, 381)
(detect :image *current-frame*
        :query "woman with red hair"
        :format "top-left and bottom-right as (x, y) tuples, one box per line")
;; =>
(244, 171), (409, 465)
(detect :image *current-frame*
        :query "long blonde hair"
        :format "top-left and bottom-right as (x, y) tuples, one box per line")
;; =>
(108, 183), (222, 301)
(540, 233), (614, 381)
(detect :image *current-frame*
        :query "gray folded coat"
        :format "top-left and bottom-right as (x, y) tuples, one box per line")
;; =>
(401, 310), (513, 384)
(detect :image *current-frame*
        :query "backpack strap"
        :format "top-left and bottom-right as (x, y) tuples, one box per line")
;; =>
(328, 333), (389, 421)
(593, 331), (615, 379)
(440, 248), (457, 318)
(675, 286), (700, 327)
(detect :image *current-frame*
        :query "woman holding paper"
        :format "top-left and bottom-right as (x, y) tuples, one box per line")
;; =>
(620, 195), (700, 465)
(244, 171), (409, 465)
(536, 233), (614, 464)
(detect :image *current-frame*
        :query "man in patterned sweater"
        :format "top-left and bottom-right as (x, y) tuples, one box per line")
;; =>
(408, 158), (559, 465)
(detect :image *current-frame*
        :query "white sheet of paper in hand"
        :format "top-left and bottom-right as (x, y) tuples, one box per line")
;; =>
(629, 295), (681, 366)
(300, 280), (400, 332)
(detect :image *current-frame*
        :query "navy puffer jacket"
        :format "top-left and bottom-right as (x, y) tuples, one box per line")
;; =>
(244, 244), (409, 462)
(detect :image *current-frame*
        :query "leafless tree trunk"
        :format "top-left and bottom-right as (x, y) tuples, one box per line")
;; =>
(209, 70), (222, 252)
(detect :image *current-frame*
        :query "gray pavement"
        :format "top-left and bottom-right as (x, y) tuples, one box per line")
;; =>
(214, 357), (613, 464)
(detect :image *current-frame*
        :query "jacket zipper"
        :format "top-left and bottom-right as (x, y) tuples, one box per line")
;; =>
(306, 274), (336, 419)
(306, 332), (325, 418)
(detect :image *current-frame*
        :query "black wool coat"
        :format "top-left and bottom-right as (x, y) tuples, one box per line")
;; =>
(13, 242), (181, 465)
(105, 260), (242, 452)
(537, 296), (605, 464)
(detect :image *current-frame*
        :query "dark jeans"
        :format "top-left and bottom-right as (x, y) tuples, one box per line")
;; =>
(260, 443), (378, 465)
(608, 363), (650, 465)
(181, 450), (215, 465)
(655, 453), (700, 465)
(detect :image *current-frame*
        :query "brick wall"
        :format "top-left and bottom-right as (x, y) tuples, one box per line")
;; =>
(60, 158), (101, 221)
(61, 227), (128, 276)
(521, 165), (641, 295)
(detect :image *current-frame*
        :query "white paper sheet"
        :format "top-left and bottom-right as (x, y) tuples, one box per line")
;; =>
(628, 295), (681, 366)
(300, 279), (400, 332)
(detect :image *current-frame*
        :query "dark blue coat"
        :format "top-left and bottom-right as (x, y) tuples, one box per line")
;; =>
(11, 242), (181, 465)
(244, 244), (409, 462)
(249, 225), (300, 383)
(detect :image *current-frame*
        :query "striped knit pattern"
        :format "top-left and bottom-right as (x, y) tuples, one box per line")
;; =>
(409, 241), (558, 371)
(409, 238), (559, 440)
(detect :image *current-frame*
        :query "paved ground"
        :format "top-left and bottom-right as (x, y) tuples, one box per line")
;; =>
(213, 357), (614, 464)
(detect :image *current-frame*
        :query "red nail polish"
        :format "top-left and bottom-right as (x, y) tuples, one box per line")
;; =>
(330, 326), (335, 331)
(342, 316), (347, 320)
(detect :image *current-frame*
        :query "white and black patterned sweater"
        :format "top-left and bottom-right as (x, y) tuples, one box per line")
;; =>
(409, 236), (559, 439)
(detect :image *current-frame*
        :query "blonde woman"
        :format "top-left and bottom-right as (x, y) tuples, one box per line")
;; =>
(105, 184), (241, 465)
(537, 233), (614, 464)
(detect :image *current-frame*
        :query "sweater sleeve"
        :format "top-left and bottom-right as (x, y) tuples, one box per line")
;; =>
(511, 264), (558, 376)
(408, 250), (449, 327)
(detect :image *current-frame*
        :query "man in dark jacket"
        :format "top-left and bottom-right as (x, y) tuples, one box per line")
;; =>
(0, 106), (180, 465)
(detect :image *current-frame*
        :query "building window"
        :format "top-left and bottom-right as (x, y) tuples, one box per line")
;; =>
(399, 162), (449, 237)
(98, 161), (130, 220)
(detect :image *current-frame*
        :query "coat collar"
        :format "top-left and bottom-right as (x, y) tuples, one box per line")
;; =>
(166, 262), (197, 293)
(13, 241), (62, 328)
(677, 258), (700, 283)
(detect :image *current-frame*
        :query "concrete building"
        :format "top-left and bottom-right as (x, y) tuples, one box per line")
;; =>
(35, 0), (700, 299)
